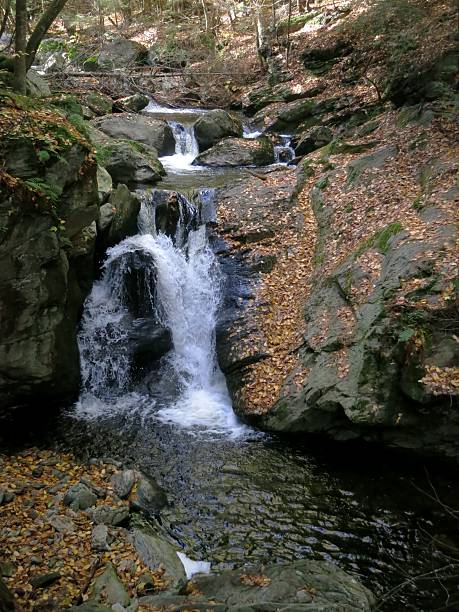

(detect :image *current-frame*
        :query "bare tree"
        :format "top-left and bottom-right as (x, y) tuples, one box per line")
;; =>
(14, 0), (27, 93)
(25, 0), (70, 69)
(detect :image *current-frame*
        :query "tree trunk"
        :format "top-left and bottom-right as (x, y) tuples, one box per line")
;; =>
(25, 0), (70, 69)
(286, 0), (292, 67)
(14, 0), (27, 93)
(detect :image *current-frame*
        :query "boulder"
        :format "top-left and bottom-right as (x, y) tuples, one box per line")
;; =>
(26, 69), (51, 97)
(194, 109), (243, 152)
(193, 136), (274, 167)
(116, 93), (150, 112)
(97, 184), (141, 249)
(64, 482), (97, 511)
(90, 563), (130, 607)
(254, 98), (319, 133)
(140, 559), (374, 610)
(97, 37), (148, 70)
(92, 114), (175, 156)
(129, 472), (167, 515)
(0, 576), (15, 611)
(101, 139), (165, 187)
(293, 125), (333, 155)
(88, 505), (129, 526)
(131, 528), (187, 586)
(302, 39), (353, 74)
(0, 110), (98, 410)
(80, 92), (113, 117)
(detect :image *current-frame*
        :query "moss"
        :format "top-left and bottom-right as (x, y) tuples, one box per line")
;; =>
(47, 93), (83, 118)
(94, 144), (115, 167)
(355, 222), (403, 257)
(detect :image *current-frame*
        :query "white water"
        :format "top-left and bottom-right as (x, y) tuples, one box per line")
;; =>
(76, 194), (247, 438)
(162, 120), (200, 171)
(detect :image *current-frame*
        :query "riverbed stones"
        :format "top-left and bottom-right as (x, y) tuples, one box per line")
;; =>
(91, 114), (175, 156)
(194, 136), (274, 167)
(111, 470), (136, 499)
(140, 559), (374, 610)
(64, 482), (97, 511)
(129, 473), (167, 515)
(91, 525), (111, 552)
(88, 505), (129, 526)
(194, 109), (243, 152)
(131, 528), (186, 586)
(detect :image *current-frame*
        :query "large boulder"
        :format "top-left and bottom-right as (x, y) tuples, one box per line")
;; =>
(115, 93), (150, 112)
(242, 82), (326, 115)
(26, 69), (51, 97)
(91, 114), (175, 156)
(97, 37), (148, 70)
(194, 109), (243, 152)
(140, 559), (374, 610)
(101, 139), (165, 187)
(0, 105), (99, 410)
(193, 136), (274, 167)
(293, 125), (334, 155)
(97, 184), (141, 249)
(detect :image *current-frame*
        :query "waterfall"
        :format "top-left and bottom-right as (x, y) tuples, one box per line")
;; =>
(76, 192), (246, 437)
(274, 136), (295, 165)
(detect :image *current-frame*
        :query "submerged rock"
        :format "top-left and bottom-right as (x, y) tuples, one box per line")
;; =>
(140, 559), (374, 610)
(194, 109), (243, 152)
(194, 136), (274, 167)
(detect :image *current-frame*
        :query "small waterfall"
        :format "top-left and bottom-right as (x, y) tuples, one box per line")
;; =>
(274, 136), (296, 165)
(77, 191), (246, 436)
(169, 121), (199, 158)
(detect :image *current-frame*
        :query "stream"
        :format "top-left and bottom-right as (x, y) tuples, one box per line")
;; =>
(5, 102), (457, 610)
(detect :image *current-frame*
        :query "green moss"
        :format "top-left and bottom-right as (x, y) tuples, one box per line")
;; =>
(355, 222), (403, 257)
(94, 144), (114, 167)
(48, 94), (83, 117)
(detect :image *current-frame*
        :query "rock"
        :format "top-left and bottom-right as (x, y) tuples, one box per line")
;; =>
(47, 514), (76, 533)
(0, 561), (15, 577)
(242, 82), (326, 115)
(0, 576), (15, 611)
(89, 505), (129, 526)
(30, 571), (61, 589)
(0, 110), (99, 410)
(194, 109), (243, 152)
(97, 184), (141, 249)
(91, 525), (111, 552)
(90, 563), (130, 607)
(102, 139), (165, 187)
(92, 113), (175, 155)
(26, 69), (51, 97)
(302, 39), (353, 73)
(293, 126), (334, 155)
(80, 92), (113, 117)
(131, 528), (186, 586)
(97, 165), (113, 204)
(194, 137), (274, 167)
(116, 93), (150, 113)
(97, 38), (148, 70)
(140, 559), (374, 610)
(111, 470), (136, 499)
(64, 482), (97, 511)
(255, 97), (319, 133)
(129, 472), (167, 515)
(346, 144), (399, 186)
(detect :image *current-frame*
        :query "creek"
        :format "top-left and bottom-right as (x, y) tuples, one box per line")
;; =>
(6, 102), (457, 610)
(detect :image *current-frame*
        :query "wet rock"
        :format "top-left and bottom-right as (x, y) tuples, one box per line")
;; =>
(30, 571), (61, 589)
(97, 184), (141, 249)
(102, 139), (165, 187)
(131, 528), (186, 586)
(111, 470), (136, 499)
(89, 505), (129, 526)
(129, 473), (167, 515)
(97, 38), (148, 70)
(91, 525), (111, 552)
(97, 166), (113, 204)
(140, 559), (374, 610)
(64, 483), (98, 511)
(92, 114), (175, 156)
(194, 109), (243, 152)
(48, 514), (76, 533)
(116, 93), (150, 113)
(194, 137), (274, 167)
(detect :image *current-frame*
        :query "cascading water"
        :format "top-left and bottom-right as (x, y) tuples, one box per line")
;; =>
(76, 192), (247, 437)
(274, 135), (296, 165)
